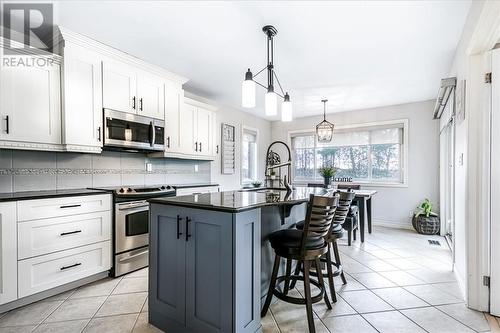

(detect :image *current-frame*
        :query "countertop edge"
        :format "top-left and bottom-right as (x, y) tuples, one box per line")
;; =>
(0, 189), (111, 202)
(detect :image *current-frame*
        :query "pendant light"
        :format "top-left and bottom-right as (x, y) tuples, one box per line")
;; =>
(241, 25), (292, 120)
(316, 99), (334, 142)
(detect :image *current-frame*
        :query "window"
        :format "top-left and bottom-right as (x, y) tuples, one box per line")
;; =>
(242, 127), (258, 184)
(291, 121), (406, 185)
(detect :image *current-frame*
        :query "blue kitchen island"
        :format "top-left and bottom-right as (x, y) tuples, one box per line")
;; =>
(148, 187), (328, 333)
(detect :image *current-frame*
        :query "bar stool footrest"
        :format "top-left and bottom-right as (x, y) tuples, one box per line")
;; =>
(273, 275), (324, 305)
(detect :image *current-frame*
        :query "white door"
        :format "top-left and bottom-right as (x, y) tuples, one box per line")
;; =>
(0, 202), (17, 305)
(490, 47), (500, 316)
(102, 61), (137, 113)
(165, 82), (182, 152)
(137, 71), (165, 119)
(0, 57), (61, 144)
(180, 103), (196, 154)
(62, 43), (103, 148)
(196, 108), (211, 155)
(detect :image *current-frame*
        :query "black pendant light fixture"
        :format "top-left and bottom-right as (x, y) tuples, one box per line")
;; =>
(316, 99), (334, 142)
(242, 25), (292, 121)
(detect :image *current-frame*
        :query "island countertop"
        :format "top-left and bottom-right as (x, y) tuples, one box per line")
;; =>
(148, 187), (331, 213)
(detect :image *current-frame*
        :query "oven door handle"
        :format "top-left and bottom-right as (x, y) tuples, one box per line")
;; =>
(117, 202), (149, 210)
(149, 121), (155, 147)
(118, 249), (149, 263)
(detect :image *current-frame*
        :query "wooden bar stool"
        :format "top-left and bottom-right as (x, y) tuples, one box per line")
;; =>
(261, 194), (339, 333)
(293, 190), (355, 302)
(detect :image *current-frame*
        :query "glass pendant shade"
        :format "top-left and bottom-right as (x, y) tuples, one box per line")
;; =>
(316, 121), (334, 142)
(265, 90), (278, 116)
(281, 93), (292, 122)
(242, 69), (256, 108)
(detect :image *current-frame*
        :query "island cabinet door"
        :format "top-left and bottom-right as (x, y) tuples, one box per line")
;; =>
(185, 209), (233, 333)
(149, 205), (186, 328)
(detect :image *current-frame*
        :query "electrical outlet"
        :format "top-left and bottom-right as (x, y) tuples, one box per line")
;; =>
(458, 153), (464, 166)
(194, 164), (199, 172)
(409, 210), (414, 217)
(146, 163), (152, 172)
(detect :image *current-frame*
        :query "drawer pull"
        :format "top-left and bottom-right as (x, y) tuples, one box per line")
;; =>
(60, 262), (82, 271)
(60, 230), (82, 236)
(59, 204), (81, 209)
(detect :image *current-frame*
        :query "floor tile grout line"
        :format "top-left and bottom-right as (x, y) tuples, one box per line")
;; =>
(28, 288), (78, 332)
(433, 304), (485, 332)
(130, 295), (149, 332)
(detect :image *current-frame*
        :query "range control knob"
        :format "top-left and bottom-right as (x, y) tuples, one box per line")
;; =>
(160, 186), (166, 190)
(127, 188), (133, 192)
(118, 188), (125, 193)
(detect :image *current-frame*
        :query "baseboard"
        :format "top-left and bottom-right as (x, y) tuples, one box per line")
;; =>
(453, 263), (467, 303)
(372, 218), (413, 230)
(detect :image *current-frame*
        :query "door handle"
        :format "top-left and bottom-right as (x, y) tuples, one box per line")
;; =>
(149, 121), (155, 147)
(195, 142), (198, 152)
(185, 217), (192, 241)
(132, 96), (136, 110)
(60, 263), (82, 271)
(60, 204), (81, 209)
(216, 145), (219, 154)
(4, 116), (9, 134)
(60, 230), (82, 236)
(199, 142), (202, 152)
(167, 136), (170, 148)
(97, 127), (101, 141)
(177, 215), (183, 239)
(139, 98), (143, 111)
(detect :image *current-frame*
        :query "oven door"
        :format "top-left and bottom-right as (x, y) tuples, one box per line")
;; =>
(115, 200), (149, 253)
(104, 109), (164, 151)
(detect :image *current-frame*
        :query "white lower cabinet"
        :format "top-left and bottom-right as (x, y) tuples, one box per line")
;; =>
(18, 241), (111, 298)
(18, 211), (111, 260)
(0, 202), (17, 305)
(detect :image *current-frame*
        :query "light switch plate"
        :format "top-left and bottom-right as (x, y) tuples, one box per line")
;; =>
(194, 164), (199, 172)
(146, 163), (152, 172)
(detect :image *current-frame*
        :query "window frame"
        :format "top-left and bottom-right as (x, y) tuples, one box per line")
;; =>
(241, 125), (259, 186)
(288, 119), (409, 188)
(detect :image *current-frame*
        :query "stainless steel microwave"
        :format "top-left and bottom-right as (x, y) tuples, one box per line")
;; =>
(103, 109), (164, 152)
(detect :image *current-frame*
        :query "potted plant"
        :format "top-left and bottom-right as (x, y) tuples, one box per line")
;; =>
(252, 180), (262, 188)
(319, 166), (338, 188)
(412, 199), (440, 235)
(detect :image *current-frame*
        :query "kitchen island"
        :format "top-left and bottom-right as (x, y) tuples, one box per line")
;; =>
(148, 187), (329, 333)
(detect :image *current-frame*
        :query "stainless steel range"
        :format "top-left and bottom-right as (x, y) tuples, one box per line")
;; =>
(93, 185), (176, 276)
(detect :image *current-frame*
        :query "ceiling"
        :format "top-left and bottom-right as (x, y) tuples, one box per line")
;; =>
(52, 1), (471, 120)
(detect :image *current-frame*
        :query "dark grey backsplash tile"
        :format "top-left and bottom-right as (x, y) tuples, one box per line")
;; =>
(0, 149), (212, 193)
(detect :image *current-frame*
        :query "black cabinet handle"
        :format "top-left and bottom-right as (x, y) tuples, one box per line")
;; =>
(167, 136), (170, 148)
(4, 115), (9, 134)
(60, 204), (81, 209)
(185, 217), (191, 241)
(199, 142), (202, 152)
(176, 215), (183, 239)
(60, 263), (82, 271)
(60, 230), (82, 236)
(216, 145), (219, 154)
(132, 96), (136, 109)
(195, 142), (198, 152)
(139, 98), (143, 111)
(97, 127), (101, 142)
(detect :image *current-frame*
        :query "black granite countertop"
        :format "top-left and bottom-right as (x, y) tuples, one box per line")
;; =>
(170, 183), (220, 189)
(149, 187), (331, 213)
(0, 188), (110, 202)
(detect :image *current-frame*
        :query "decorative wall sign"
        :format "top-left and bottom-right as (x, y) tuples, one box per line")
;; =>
(221, 123), (236, 174)
(456, 79), (466, 124)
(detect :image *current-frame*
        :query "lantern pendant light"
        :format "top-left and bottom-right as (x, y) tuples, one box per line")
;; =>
(241, 25), (292, 120)
(316, 99), (334, 142)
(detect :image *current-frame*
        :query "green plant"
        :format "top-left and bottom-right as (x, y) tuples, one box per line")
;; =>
(319, 166), (338, 178)
(415, 199), (437, 218)
(270, 170), (276, 176)
(252, 180), (262, 188)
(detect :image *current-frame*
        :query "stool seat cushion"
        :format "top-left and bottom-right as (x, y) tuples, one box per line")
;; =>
(295, 220), (305, 230)
(269, 229), (325, 254)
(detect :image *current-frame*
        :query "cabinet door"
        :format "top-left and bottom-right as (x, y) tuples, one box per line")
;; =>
(180, 103), (197, 154)
(137, 71), (165, 119)
(0, 202), (17, 305)
(196, 108), (211, 156)
(149, 204), (186, 328)
(102, 61), (137, 113)
(164, 82), (182, 153)
(0, 58), (61, 144)
(62, 43), (103, 148)
(185, 210), (233, 332)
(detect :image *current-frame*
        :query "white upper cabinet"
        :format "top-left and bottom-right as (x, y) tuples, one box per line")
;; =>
(164, 81), (183, 153)
(196, 108), (211, 156)
(0, 54), (61, 148)
(0, 202), (17, 305)
(180, 102), (197, 154)
(137, 70), (165, 119)
(62, 42), (103, 152)
(102, 60), (137, 114)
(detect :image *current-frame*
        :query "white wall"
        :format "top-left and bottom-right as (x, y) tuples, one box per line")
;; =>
(272, 100), (439, 229)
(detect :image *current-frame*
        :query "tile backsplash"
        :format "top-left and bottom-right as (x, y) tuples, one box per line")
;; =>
(0, 150), (211, 192)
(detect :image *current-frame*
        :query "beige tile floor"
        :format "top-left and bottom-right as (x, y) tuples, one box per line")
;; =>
(0, 226), (496, 332)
